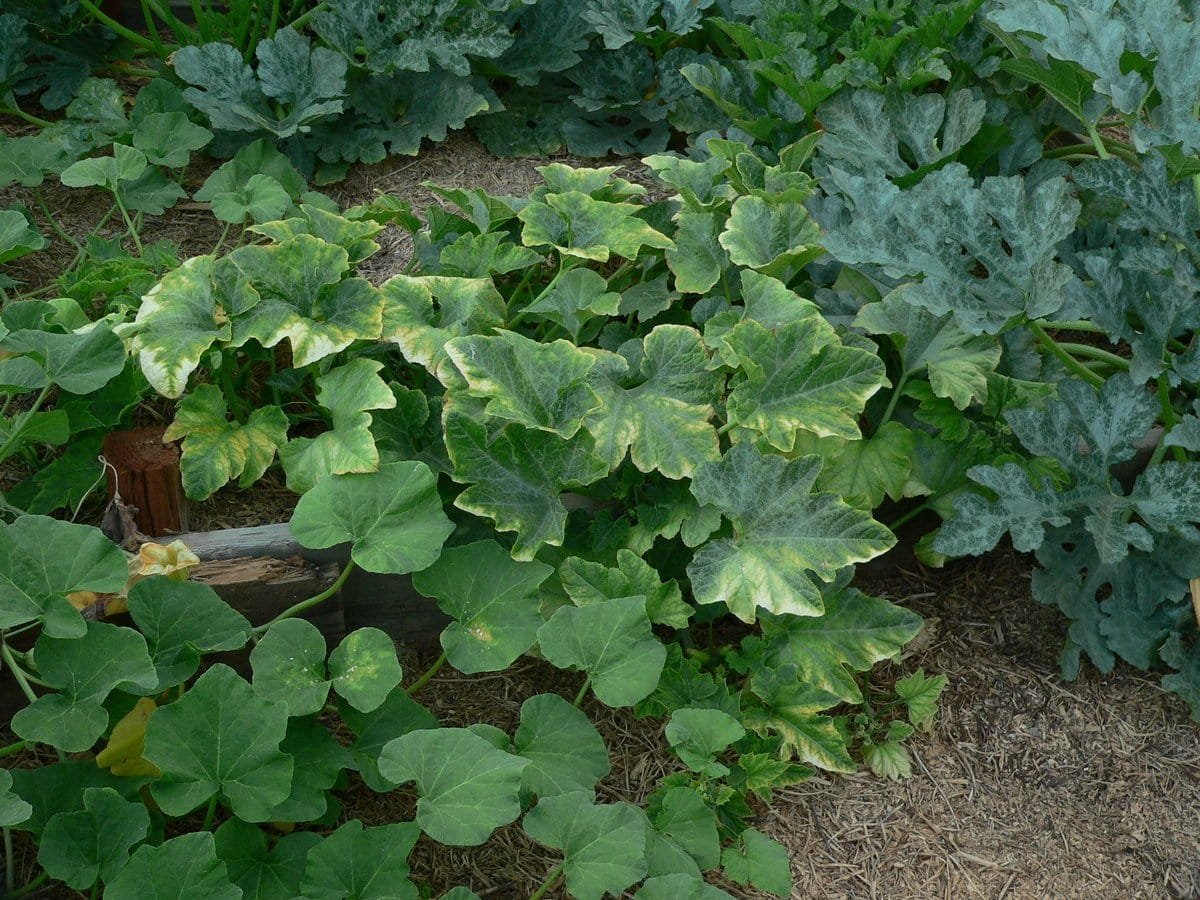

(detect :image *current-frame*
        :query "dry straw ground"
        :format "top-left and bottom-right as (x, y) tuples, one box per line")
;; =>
(3, 136), (1199, 899)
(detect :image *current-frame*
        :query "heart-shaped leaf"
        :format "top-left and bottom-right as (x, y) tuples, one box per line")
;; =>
(512, 693), (610, 799)
(38, 787), (149, 890)
(104, 832), (240, 900)
(299, 819), (420, 900)
(328, 627), (404, 712)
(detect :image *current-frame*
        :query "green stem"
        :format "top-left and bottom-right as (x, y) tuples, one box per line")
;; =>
(212, 221), (233, 256)
(144, 0), (199, 44)
(528, 863), (564, 900)
(8, 872), (48, 899)
(113, 194), (144, 256)
(1028, 321), (1104, 388)
(1056, 342), (1129, 370)
(78, 0), (164, 52)
(875, 372), (908, 432)
(572, 677), (590, 708)
(715, 420), (735, 436)
(1085, 123), (1111, 160)
(1157, 375), (1187, 464)
(286, 1), (329, 32)
(200, 795), (218, 831)
(1045, 141), (1136, 163)
(508, 261), (572, 330)
(139, 0), (166, 57)
(0, 385), (52, 465)
(405, 651), (446, 696)
(0, 106), (54, 128)
(252, 561), (356, 635)
(0, 739), (27, 758)
(268, 0), (282, 38)
(887, 500), (933, 533)
(3, 826), (12, 896)
(34, 188), (83, 251)
(1041, 320), (1108, 334)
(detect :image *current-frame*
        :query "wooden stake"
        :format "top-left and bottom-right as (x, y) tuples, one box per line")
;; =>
(102, 425), (188, 537)
(1190, 578), (1200, 629)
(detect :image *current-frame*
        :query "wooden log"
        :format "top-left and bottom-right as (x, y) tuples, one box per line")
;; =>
(103, 425), (188, 537)
(174, 523), (448, 648)
(192, 556), (345, 642)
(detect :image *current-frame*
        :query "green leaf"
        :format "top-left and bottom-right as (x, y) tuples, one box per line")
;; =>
(744, 665), (852, 773)
(519, 267), (620, 340)
(719, 195), (821, 273)
(131, 111), (213, 167)
(559, 550), (691, 629)
(519, 191), (673, 262)
(128, 255), (235, 398)
(824, 164), (1081, 334)
(665, 708), (745, 777)
(144, 664), (293, 821)
(377, 728), (529, 846)
(6, 761), (144, 837)
(195, 139), (306, 204)
(582, 325), (721, 479)
(512, 693), (610, 799)
(12, 622), (157, 752)
(105, 832), (240, 900)
(267, 716), (351, 823)
(757, 586), (922, 704)
(896, 668), (949, 730)
(327, 628), (403, 713)
(439, 231), (543, 278)
(341, 688), (438, 792)
(687, 444), (896, 622)
(165, 384), (288, 500)
(279, 358), (397, 493)
(290, 461), (454, 574)
(721, 828), (791, 897)
(2, 322), (125, 394)
(855, 288), (1001, 409)
(863, 732), (914, 780)
(523, 792), (648, 900)
(214, 819), (322, 900)
(0, 515), (128, 637)
(227, 236), (383, 368)
(251, 205), (383, 265)
(299, 820), (420, 900)
(537, 595), (666, 707)
(251, 618), (331, 717)
(175, 28), (346, 138)
(0, 770), (32, 827)
(0, 208), (47, 264)
(60, 143), (147, 190)
(381, 274), (506, 377)
(413, 540), (551, 674)
(804, 422), (916, 510)
(637, 874), (734, 899)
(648, 786), (721, 872)
(38, 787), (149, 890)
(666, 210), (729, 294)
(128, 577), (252, 691)
(445, 413), (608, 560)
(446, 331), (600, 438)
(725, 317), (887, 448)
(210, 173), (292, 225)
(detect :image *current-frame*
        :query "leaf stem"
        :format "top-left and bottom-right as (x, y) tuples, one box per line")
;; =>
(886, 500), (933, 533)
(1055, 342), (1129, 371)
(200, 794), (218, 831)
(78, 0), (165, 53)
(1028, 321), (1103, 388)
(528, 862), (564, 900)
(0, 107), (54, 129)
(34, 187), (83, 251)
(1041, 319), (1108, 334)
(3, 826), (12, 896)
(252, 560), (356, 635)
(1085, 123), (1111, 160)
(0, 739), (27, 758)
(212, 221), (233, 256)
(1156, 375), (1187, 464)
(0, 385), (53, 466)
(8, 872), (49, 899)
(572, 676), (590, 708)
(405, 651), (446, 696)
(113, 194), (144, 256)
(875, 372), (908, 432)
(285, 1), (329, 32)
(1, 642), (39, 706)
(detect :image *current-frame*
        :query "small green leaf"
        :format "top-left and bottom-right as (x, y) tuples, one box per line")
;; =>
(863, 735), (913, 780)
(210, 173), (292, 225)
(667, 210), (729, 294)
(0, 770), (32, 827)
(1, 322), (125, 395)
(38, 787), (149, 890)
(131, 111), (213, 167)
(144, 664), (293, 821)
(721, 828), (791, 897)
(328, 627), (403, 713)
(0, 209), (47, 265)
(12, 622), (157, 752)
(665, 708), (745, 777)
(104, 832), (240, 900)
(513, 693), (610, 798)
(519, 191), (673, 262)
(719, 195), (821, 273)
(637, 874), (734, 899)
(380, 274), (506, 377)
(744, 666), (853, 773)
(341, 688), (438, 792)
(523, 792), (648, 900)
(165, 384), (289, 500)
(377, 728), (529, 846)
(299, 820), (420, 900)
(413, 541), (551, 674)
(520, 267), (620, 339)
(290, 461), (454, 574)
(128, 577), (252, 691)
(559, 550), (691, 629)
(896, 668), (949, 730)
(214, 818), (321, 900)
(649, 786), (721, 872)
(60, 143), (147, 190)
(250, 618), (331, 717)
(537, 595), (666, 707)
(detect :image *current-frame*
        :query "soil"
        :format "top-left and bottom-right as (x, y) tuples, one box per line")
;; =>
(3, 134), (1199, 899)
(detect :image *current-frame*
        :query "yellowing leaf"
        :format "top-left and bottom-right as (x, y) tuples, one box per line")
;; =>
(97, 698), (161, 778)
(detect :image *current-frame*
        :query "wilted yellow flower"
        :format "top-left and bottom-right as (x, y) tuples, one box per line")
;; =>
(128, 540), (201, 587)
